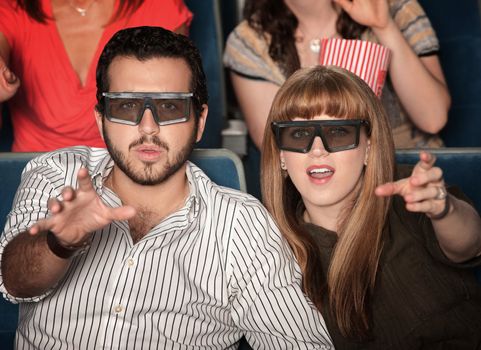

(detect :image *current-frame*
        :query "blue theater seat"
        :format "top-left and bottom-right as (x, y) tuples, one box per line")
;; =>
(0, 148), (245, 349)
(186, 0), (227, 149)
(419, 0), (481, 147)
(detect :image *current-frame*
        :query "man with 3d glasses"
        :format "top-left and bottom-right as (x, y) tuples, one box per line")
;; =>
(0, 27), (333, 349)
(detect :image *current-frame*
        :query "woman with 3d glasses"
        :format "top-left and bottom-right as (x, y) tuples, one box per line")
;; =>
(261, 65), (481, 348)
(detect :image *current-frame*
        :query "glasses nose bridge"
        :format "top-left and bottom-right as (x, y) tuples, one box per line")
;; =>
(311, 125), (327, 149)
(138, 101), (161, 133)
(139, 98), (159, 124)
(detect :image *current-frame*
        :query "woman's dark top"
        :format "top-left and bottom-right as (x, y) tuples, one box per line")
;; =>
(302, 194), (481, 349)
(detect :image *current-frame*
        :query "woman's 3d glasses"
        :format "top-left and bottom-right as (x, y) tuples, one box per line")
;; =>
(271, 119), (370, 153)
(102, 92), (193, 126)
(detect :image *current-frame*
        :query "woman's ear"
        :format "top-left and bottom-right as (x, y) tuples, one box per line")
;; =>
(364, 140), (371, 166)
(280, 151), (287, 170)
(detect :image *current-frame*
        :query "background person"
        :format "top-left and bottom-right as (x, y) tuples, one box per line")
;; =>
(261, 65), (481, 348)
(224, 0), (450, 150)
(0, 26), (333, 349)
(0, 0), (191, 152)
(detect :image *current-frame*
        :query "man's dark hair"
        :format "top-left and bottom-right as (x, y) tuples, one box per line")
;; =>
(95, 26), (208, 118)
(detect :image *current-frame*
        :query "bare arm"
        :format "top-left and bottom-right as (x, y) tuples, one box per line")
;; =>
(2, 230), (72, 298)
(1, 168), (136, 298)
(373, 22), (450, 133)
(429, 193), (481, 262)
(230, 72), (280, 149)
(376, 151), (481, 263)
(334, 0), (450, 134)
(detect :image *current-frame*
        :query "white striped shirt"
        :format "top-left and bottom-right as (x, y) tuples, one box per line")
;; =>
(0, 147), (333, 349)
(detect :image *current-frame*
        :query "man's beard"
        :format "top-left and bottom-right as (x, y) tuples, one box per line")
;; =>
(103, 122), (197, 186)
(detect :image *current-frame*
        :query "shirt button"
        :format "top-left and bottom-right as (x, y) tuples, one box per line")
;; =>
(127, 258), (135, 267)
(114, 305), (124, 313)
(95, 178), (102, 192)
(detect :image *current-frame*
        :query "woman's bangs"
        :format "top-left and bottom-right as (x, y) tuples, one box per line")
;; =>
(277, 77), (368, 121)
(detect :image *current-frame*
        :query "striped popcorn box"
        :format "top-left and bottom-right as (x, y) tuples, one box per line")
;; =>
(319, 38), (391, 96)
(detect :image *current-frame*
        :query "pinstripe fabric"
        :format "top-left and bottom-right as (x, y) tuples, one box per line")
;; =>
(0, 147), (333, 350)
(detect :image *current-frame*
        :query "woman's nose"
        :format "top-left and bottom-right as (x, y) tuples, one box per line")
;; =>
(309, 136), (329, 157)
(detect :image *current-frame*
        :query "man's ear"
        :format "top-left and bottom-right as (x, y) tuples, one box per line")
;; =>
(195, 104), (208, 143)
(94, 110), (105, 141)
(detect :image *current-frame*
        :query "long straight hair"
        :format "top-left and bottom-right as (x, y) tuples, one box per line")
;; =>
(243, 0), (366, 76)
(261, 66), (395, 339)
(16, 0), (143, 23)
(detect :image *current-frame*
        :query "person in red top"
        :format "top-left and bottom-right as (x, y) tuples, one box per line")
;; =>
(0, 0), (192, 152)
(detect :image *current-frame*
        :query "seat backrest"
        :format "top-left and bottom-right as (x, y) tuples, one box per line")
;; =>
(185, 0), (226, 148)
(419, 0), (481, 147)
(220, 0), (241, 44)
(189, 148), (246, 191)
(0, 148), (245, 348)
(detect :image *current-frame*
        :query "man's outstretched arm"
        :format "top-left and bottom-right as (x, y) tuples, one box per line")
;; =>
(2, 168), (135, 298)
(2, 229), (73, 298)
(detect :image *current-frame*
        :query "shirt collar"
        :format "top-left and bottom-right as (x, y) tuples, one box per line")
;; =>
(91, 153), (115, 195)
(184, 161), (201, 223)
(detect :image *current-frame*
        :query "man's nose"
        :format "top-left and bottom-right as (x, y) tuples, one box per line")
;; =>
(138, 107), (160, 135)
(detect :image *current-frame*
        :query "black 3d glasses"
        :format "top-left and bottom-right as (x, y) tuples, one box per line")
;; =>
(271, 119), (370, 153)
(102, 92), (193, 126)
